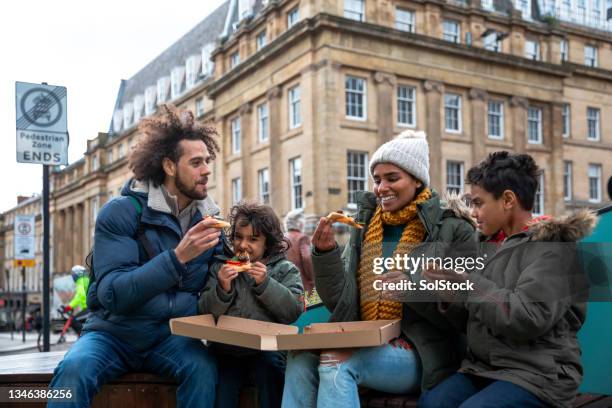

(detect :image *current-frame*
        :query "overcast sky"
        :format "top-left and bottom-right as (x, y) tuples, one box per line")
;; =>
(0, 0), (225, 213)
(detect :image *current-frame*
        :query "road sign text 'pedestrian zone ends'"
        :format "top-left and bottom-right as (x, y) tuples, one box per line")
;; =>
(15, 81), (68, 165)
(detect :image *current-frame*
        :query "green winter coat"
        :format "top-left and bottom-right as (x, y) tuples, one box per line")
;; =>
(312, 190), (476, 391)
(69, 275), (90, 312)
(450, 211), (595, 408)
(198, 253), (304, 325)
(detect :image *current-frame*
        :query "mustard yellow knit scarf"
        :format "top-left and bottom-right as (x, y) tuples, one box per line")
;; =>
(358, 188), (431, 321)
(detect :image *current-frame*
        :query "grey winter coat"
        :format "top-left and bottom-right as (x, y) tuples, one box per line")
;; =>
(198, 253), (304, 325)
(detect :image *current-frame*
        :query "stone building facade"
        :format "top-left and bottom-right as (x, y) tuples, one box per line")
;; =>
(2, 0), (611, 285)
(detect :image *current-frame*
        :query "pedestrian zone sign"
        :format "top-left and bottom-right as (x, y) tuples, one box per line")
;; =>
(15, 81), (68, 165)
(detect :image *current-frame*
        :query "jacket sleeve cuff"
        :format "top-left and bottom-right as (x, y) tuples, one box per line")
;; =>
(252, 274), (271, 295)
(169, 249), (186, 277)
(311, 244), (339, 257)
(216, 285), (235, 303)
(466, 273), (498, 308)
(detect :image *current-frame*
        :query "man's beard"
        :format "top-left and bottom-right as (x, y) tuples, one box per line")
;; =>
(175, 169), (207, 201)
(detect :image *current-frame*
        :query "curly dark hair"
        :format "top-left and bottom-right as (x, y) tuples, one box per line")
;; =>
(229, 201), (291, 259)
(128, 104), (220, 186)
(466, 151), (542, 211)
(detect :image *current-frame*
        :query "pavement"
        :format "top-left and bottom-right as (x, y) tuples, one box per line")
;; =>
(0, 330), (77, 355)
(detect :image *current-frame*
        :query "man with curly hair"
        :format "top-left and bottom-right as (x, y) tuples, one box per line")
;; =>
(49, 105), (224, 408)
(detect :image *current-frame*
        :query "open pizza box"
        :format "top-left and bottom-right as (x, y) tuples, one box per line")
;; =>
(169, 314), (401, 351)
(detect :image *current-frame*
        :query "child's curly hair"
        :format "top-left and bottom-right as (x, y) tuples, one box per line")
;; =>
(229, 201), (291, 258)
(129, 104), (220, 186)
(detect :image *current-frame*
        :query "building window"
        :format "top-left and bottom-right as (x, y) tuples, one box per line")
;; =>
(395, 8), (415, 32)
(230, 51), (240, 69)
(91, 196), (99, 224)
(185, 55), (201, 89)
(201, 43), (215, 76)
(345, 76), (367, 120)
(145, 86), (157, 115)
(107, 150), (113, 165)
(584, 45), (598, 67)
(481, 0), (494, 10)
(587, 107), (600, 141)
(487, 101), (504, 139)
(442, 20), (461, 43)
(258, 168), (270, 204)
(533, 173), (544, 216)
(196, 97), (205, 118)
(347, 151), (368, 207)
(446, 161), (465, 195)
(289, 85), (301, 129)
(257, 103), (269, 143)
(171, 66), (185, 99)
(525, 40), (540, 60)
(444, 93), (462, 133)
(290, 157), (303, 210)
(232, 177), (242, 205)
(92, 155), (99, 171)
(231, 117), (241, 154)
(118, 143), (125, 159)
(256, 30), (267, 51)
(397, 85), (416, 127)
(517, 0), (531, 19)
(483, 31), (502, 52)
(562, 104), (570, 138)
(123, 103), (133, 128)
(527, 106), (542, 144)
(563, 161), (572, 201)
(344, 0), (365, 21)
(287, 7), (299, 28)
(560, 39), (569, 62)
(157, 77), (170, 105)
(588, 164), (602, 203)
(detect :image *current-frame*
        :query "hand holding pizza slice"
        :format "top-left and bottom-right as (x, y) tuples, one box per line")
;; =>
(225, 250), (251, 272)
(326, 210), (364, 229)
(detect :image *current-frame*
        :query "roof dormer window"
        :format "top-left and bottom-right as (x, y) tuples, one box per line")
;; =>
(202, 43), (215, 77)
(157, 76), (171, 105)
(171, 66), (185, 99)
(239, 0), (254, 19)
(133, 95), (144, 123)
(145, 86), (157, 115)
(186, 55), (201, 89)
(123, 102), (134, 128)
(113, 109), (123, 133)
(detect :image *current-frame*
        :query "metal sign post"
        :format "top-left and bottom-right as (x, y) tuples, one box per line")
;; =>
(15, 81), (68, 352)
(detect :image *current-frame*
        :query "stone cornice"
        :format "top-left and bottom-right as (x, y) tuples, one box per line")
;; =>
(206, 12), (602, 98)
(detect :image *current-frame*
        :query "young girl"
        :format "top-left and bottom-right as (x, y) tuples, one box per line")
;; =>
(198, 201), (304, 408)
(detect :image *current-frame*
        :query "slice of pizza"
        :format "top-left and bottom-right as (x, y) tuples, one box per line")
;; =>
(204, 215), (231, 229)
(326, 210), (364, 229)
(225, 250), (251, 272)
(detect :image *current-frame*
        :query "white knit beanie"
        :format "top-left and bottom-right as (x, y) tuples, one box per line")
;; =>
(369, 129), (430, 186)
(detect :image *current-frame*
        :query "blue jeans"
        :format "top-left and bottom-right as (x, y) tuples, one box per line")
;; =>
(48, 331), (217, 408)
(282, 343), (421, 408)
(419, 373), (548, 408)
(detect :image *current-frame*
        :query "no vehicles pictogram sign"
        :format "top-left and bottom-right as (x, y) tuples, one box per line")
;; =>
(15, 81), (68, 165)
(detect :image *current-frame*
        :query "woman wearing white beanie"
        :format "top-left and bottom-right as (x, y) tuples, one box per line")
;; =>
(282, 130), (476, 407)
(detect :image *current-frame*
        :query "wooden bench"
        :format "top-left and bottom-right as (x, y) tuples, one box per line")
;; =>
(1, 351), (610, 407)
(0, 351), (177, 408)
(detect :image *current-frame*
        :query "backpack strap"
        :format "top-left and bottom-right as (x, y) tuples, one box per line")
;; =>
(128, 195), (157, 261)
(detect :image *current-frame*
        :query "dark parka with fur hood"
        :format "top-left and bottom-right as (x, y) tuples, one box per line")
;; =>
(444, 210), (596, 408)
